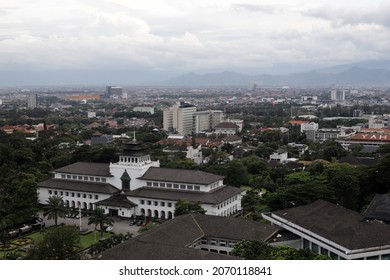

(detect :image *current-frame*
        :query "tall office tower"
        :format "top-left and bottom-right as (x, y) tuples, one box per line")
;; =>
(193, 111), (211, 134)
(330, 89), (346, 101)
(163, 101), (197, 135)
(27, 94), (38, 108)
(105, 86), (123, 98)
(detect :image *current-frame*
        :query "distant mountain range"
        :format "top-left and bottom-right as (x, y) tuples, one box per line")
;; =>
(161, 61), (390, 87)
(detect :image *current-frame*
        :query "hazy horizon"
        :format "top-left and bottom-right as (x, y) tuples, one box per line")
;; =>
(1, 0), (390, 86)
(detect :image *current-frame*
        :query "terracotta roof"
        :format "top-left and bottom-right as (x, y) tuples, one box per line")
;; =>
(139, 167), (225, 185)
(126, 186), (241, 205)
(37, 179), (119, 194)
(350, 133), (390, 142)
(54, 162), (112, 177)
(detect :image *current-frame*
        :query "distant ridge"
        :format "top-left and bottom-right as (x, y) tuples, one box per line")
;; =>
(161, 67), (390, 87)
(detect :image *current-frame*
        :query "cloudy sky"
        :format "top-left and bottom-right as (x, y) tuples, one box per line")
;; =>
(1, 0), (390, 85)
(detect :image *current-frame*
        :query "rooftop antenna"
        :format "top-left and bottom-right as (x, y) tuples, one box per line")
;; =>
(132, 117), (136, 141)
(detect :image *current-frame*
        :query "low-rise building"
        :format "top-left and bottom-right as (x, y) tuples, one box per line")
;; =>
(37, 138), (242, 220)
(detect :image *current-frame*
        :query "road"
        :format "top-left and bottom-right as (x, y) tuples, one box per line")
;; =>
(39, 212), (142, 237)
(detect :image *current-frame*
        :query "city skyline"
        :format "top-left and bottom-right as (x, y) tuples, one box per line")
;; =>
(1, 0), (390, 86)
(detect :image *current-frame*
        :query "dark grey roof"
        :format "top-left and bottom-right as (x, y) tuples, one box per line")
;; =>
(121, 140), (150, 157)
(99, 213), (279, 260)
(269, 200), (390, 250)
(139, 167), (225, 185)
(338, 155), (379, 166)
(37, 179), (119, 194)
(99, 241), (239, 260)
(96, 194), (137, 208)
(54, 162), (112, 177)
(364, 194), (390, 222)
(126, 186), (241, 205)
(194, 214), (278, 241)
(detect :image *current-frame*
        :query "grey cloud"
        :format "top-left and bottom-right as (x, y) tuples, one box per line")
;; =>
(304, 5), (390, 28)
(231, 3), (276, 14)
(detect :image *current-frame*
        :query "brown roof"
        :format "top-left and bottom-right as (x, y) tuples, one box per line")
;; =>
(126, 186), (241, 205)
(268, 200), (390, 250)
(214, 122), (239, 129)
(99, 213), (279, 260)
(350, 133), (390, 142)
(139, 167), (225, 185)
(54, 162), (112, 177)
(37, 179), (119, 194)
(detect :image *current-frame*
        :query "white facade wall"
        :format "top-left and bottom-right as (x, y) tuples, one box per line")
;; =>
(38, 187), (110, 211)
(301, 122), (318, 133)
(100, 205), (135, 218)
(108, 158), (160, 191)
(214, 128), (237, 136)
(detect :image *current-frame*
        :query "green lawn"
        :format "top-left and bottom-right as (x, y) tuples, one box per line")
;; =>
(0, 229), (114, 259)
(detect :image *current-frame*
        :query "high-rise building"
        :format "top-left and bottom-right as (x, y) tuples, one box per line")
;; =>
(163, 102), (197, 135)
(27, 94), (38, 108)
(192, 110), (224, 134)
(330, 89), (346, 101)
(105, 86), (123, 98)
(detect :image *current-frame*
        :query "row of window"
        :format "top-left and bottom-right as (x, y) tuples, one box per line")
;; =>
(217, 196), (238, 210)
(48, 190), (99, 200)
(60, 174), (107, 183)
(146, 181), (201, 191)
(140, 199), (173, 208)
(199, 238), (236, 248)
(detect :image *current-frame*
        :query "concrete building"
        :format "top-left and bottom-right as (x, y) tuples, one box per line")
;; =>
(330, 89), (346, 102)
(99, 213), (280, 259)
(163, 102), (197, 135)
(27, 94), (38, 109)
(192, 110), (224, 134)
(133, 107), (155, 114)
(269, 150), (288, 163)
(214, 122), (239, 136)
(262, 200), (390, 260)
(37, 138), (242, 219)
(300, 122), (318, 134)
(105, 86), (123, 99)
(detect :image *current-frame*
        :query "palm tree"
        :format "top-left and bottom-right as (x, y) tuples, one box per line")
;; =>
(43, 195), (68, 226)
(88, 208), (114, 238)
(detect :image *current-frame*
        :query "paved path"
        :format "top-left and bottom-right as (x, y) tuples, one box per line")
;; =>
(39, 212), (141, 237)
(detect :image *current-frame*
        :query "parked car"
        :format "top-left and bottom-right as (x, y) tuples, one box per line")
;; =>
(135, 220), (143, 226)
(102, 225), (114, 232)
(129, 219), (137, 226)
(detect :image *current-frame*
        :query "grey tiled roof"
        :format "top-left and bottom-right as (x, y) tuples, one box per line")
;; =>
(37, 179), (119, 194)
(270, 200), (390, 250)
(126, 186), (241, 204)
(99, 213), (279, 260)
(96, 194), (137, 208)
(54, 162), (112, 177)
(138, 167), (225, 185)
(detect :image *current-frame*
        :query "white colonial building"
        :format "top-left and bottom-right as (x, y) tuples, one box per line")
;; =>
(37, 139), (242, 219)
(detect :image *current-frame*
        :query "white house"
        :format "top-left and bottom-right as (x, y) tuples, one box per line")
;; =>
(37, 138), (242, 219)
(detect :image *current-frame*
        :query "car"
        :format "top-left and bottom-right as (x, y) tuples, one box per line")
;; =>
(129, 219), (137, 226)
(102, 225), (114, 232)
(135, 220), (143, 226)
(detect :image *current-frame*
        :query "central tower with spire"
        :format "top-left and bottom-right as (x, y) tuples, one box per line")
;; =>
(108, 136), (160, 191)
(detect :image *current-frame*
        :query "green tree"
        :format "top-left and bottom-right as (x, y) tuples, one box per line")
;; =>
(43, 195), (68, 226)
(27, 225), (81, 260)
(225, 160), (249, 187)
(231, 240), (272, 260)
(174, 199), (206, 216)
(88, 207), (114, 238)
